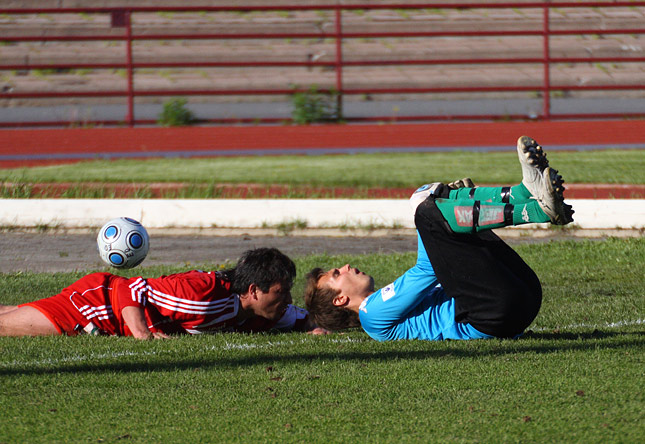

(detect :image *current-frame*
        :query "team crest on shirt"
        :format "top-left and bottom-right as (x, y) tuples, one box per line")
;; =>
(381, 283), (396, 301)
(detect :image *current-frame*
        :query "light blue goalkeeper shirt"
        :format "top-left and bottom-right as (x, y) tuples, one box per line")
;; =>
(358, 233), (493, 341)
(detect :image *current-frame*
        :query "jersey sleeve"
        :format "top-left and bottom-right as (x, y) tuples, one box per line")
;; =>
(414, 231), (434, 274)
(272, 305), (309, 332)
(115, 276), (147, 311)
(126, 271), (217, 306)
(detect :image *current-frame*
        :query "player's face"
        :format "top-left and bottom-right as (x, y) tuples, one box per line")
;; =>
(319, 264), (374, 299)
(255, 282), (292, 321)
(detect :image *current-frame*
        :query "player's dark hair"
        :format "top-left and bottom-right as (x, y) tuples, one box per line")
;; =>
(227, 248), (296, 295)
(304, 268), (361, 331)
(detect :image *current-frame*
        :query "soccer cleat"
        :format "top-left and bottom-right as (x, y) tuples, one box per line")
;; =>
(516, 136), (574, 225)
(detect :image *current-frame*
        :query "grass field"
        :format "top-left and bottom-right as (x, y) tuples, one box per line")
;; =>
(1, 237), (643, 443)
(1, 149), (644, 199)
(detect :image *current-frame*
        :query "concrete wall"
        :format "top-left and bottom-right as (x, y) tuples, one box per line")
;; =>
(1, 198), (643, 230)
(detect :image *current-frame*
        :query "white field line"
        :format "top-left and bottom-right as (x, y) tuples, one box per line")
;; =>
(531, 318), (645, 332)
(2, 319), (643, 369)
(0, 336), (366, 369)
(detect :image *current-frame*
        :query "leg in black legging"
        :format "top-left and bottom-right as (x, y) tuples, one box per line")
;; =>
(414, 196), (542, 338)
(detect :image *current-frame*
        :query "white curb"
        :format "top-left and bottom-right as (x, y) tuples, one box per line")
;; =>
(0, 199), (643, 230)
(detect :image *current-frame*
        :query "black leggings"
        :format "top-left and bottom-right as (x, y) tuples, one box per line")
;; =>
(415, 196), (542, 338)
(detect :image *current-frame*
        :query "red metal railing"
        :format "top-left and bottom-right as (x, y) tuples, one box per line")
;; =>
(1, 2), (644, 127)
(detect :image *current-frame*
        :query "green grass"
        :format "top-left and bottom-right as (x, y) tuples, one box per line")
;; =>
(1, 238), (643, 443)
(1, 150), (643, 191)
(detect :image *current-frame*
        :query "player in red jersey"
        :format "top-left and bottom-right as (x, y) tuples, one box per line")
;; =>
(0, 248), (324, 339)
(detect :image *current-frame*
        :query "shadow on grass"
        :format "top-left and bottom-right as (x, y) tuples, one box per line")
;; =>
(1, 329), (643, 376)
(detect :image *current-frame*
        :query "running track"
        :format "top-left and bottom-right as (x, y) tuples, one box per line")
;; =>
(1, 120), (644, 198)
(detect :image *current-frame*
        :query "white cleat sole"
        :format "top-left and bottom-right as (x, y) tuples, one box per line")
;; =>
(517, 136), (574, 225)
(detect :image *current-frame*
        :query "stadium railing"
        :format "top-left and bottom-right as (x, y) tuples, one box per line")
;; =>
(0, 2), (644, 127)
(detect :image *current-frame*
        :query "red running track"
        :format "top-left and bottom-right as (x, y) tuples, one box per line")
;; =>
(2, 182), (643, 199)
(1, 121), (643, 198)
(1, 120), (644, 162)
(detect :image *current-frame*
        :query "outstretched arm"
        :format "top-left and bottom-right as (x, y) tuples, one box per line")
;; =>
(121, 306), (170, 340)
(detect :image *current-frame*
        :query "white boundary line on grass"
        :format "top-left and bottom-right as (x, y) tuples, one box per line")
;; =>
(531, 318), (645, 332)
(218, 336), (367, 351)
(0, 336), (366, 369)
(2, 319), (643, 369)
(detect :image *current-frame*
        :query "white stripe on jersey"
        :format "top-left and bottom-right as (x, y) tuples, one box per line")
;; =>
(80, 304), (113, 321)
(185, 300), (240, 332)
(147, 291), (237, 315)
(129, 278), (148, 305)
(148, 287), (231, 307)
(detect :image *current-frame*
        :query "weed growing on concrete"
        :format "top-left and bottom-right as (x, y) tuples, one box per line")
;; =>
(158, 97), (196, 127)
(291, 85), (341, 124)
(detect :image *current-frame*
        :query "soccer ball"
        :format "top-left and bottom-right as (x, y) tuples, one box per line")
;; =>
(97, 217), (150, 269)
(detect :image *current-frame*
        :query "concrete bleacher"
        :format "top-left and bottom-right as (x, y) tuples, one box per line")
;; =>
(1, 1), (644, 123)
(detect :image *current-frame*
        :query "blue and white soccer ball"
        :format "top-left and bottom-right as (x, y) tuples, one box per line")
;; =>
(97, 217), (150, 269)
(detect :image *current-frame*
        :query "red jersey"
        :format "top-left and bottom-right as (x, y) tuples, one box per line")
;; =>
(26, 271), (308, 336)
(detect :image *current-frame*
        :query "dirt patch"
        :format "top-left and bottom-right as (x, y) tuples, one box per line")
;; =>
(0, 230), (417, 273)
(0, 228), (636, 273)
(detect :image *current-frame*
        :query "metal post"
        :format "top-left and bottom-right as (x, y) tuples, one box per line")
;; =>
(125, 10), (134, 126)
(542, 4), (550, 119)
(334, 5), (343, 120)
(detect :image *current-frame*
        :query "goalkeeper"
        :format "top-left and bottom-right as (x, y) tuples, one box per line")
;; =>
(305, 136), (574, 341)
